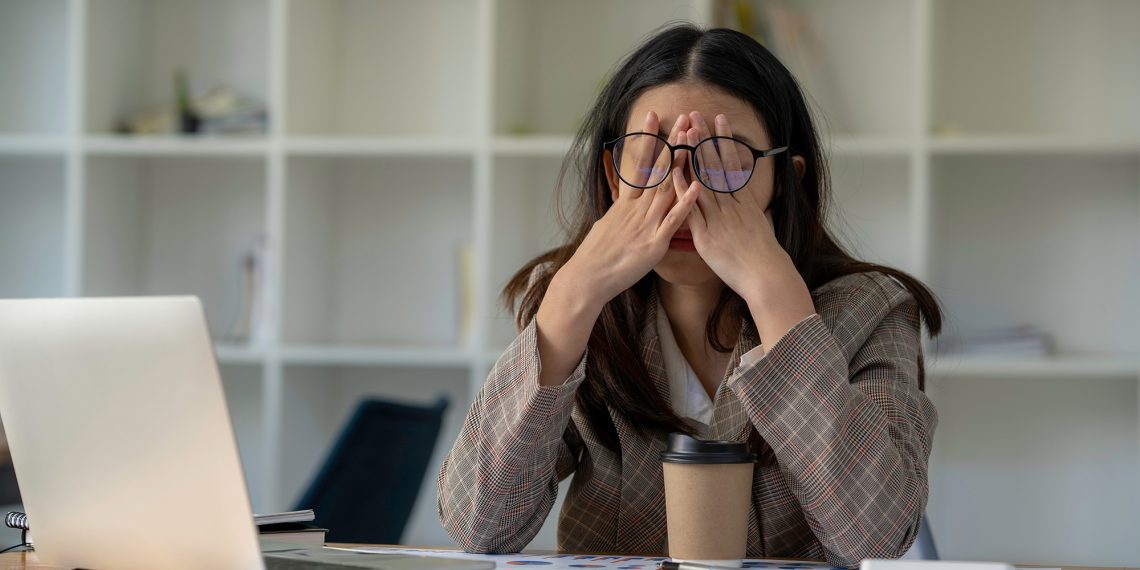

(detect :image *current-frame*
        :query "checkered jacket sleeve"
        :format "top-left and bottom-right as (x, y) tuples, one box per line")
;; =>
(728, 275), (937, 567)
(437, 292), (589, 552)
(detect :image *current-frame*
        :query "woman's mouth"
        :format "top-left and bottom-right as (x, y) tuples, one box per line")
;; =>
(669, 230), (695, 251)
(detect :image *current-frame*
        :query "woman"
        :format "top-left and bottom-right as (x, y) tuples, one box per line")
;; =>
(438, 23), (942, 568)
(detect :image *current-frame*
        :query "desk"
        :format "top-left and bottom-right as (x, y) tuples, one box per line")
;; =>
(0, 547), (1135, 570)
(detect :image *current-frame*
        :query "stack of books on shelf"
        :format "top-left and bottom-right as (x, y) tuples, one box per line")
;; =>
(255, 509), (327, 546)
(943, 325), (1054, 359)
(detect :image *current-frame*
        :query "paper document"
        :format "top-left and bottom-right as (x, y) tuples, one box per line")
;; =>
(329, 546), (847, 570)
(262, 541), (495, 570)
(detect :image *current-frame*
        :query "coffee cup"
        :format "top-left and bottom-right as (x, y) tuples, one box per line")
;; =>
(660, 432), (757, 567)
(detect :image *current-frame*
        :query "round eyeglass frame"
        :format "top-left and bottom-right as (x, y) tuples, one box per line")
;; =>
(602, 131), (790, 193)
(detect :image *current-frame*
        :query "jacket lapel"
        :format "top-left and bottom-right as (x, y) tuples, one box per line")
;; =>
(637, 280), (764, 442)
(707, 315), (761, 442)
(639, 281), (670, 403)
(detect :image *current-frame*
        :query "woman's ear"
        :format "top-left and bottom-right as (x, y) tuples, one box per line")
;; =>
(776, 154), (806, 200)
(603, 149), (621, 201)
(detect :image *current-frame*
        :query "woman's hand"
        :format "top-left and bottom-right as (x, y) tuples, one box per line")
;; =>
(674, 111), (815, 349)
(559, 111), (700, 309)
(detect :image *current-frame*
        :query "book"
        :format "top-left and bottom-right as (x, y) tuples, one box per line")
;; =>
(254, 509), (316, 526)
(258, 521), (328, 546)
(942, 325), (1054, 359)
(255, 510), (325, 545)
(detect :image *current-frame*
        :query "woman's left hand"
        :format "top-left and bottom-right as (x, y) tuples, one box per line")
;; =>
(674, 111), (802, 307)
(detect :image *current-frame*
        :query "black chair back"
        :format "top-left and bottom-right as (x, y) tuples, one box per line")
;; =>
(294, 396), (449, 544)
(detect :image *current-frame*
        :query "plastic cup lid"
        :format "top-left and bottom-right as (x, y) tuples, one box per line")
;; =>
(659, 432), (757, 464)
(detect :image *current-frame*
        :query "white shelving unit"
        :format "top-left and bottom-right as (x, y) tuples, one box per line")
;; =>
(1, 0), (1137, 563)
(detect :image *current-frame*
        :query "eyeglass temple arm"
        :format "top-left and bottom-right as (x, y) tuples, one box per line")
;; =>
(756, 145), (789, 158)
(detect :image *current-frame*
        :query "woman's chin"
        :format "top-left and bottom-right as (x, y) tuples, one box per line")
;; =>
(653, 253), (718, 286)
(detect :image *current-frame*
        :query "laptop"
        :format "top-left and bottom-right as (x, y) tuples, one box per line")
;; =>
(0, 297), (494, 570)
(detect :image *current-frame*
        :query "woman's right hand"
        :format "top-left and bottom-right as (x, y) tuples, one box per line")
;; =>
(558, 111), (701, 308)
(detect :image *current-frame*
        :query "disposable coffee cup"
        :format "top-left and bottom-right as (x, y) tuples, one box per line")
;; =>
(660, 433), (756, 567)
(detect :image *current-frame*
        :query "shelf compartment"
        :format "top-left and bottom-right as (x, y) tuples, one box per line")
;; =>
(932, 0), (1140, 137)
(826, 155), (916, 274)
(486, 155), (573, 350)
(282, 156), (474, 347)
(717, 0), (918, 139)
(493, 0), (700, 136)
(277, 363), (468, 546)
(284, 0), (478, 137)
(85, 0), (271, 135)
(928, 155), (1140, 358)
(0, 0), (71, 135)
(0, 156), (68, 298)
(926, 375), (1139, 566)
(82, 156), (268, 341)
(219, 363), (266, 513)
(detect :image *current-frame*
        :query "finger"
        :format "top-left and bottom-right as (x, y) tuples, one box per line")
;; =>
(714, 114), (745, 189)
(671, 124), (693, 202)
(690, 125), (735, 210)
(617, 111), (661, 199)
(670, 124), (694, 197)
(646, 113), (687, 194)
(681, 130), (720, 215)
(689, 125), (728, 198)
(687, 201), (707, 237)
(620, 111), (665, 200)
(673, 163), (715, 228)
(645, 162), (680, 221)
(689, 112), (729, 193)
(673, 113), (691, 179)
(638, 115), (690, 220)
(646, 183), (678, 223)
(656, 178), (700, 241)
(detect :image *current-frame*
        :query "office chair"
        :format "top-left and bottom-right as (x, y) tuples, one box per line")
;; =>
(293, 396), (449, 544)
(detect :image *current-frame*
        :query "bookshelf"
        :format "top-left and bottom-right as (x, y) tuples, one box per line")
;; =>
(0, 0), (1136, 563)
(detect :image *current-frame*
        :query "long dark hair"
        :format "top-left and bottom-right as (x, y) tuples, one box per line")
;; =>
(501, 23), (943, 453)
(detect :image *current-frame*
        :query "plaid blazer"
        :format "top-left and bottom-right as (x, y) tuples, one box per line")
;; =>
(438, 269), (937, 568)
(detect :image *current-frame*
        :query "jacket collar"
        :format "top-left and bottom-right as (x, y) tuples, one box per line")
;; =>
(639, 279), (762, 441)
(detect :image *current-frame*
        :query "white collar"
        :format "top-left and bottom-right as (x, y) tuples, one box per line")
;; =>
(655, 296), (715, 430)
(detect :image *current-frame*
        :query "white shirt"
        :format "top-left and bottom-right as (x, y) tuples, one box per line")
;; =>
(655, 297), (767, 435)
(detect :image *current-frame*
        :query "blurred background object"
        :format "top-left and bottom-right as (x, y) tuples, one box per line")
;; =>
(0, 0), (1136, 565)
(119, 70), (268, 136)
(293, 396), (449, 545)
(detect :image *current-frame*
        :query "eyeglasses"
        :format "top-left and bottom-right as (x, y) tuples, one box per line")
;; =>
(602, 132), (789, 193)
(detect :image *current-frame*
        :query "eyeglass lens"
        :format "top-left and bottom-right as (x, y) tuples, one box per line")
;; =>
(613, 133), (755, 192)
